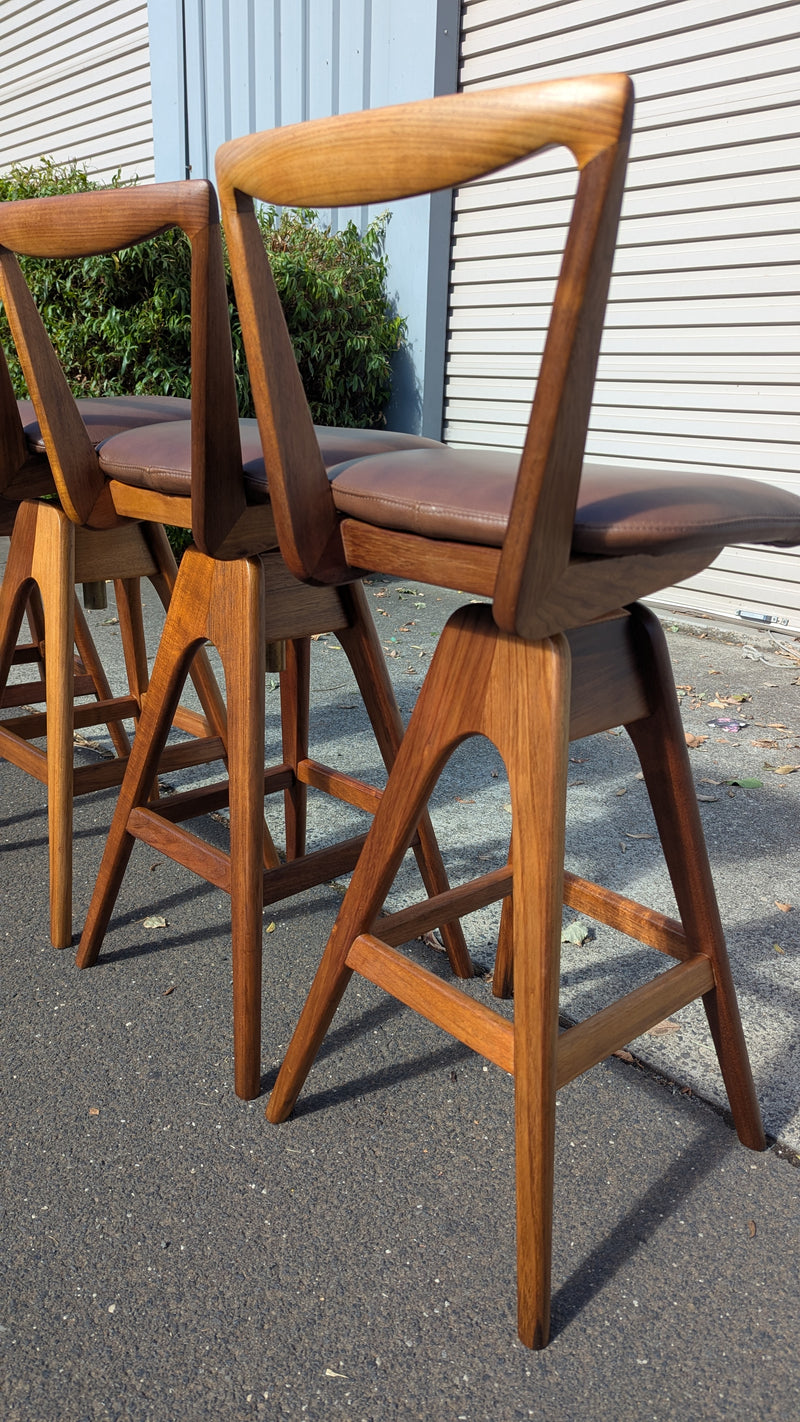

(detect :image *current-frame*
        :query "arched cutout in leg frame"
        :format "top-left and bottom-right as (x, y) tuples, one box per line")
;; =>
(624, 604), (763, 1148)
(0, 499), (232, 946)
(267, 600), (764, 1347)
(78, 544), (473, 1100)
(493, 604), (764, 1156)
(266, 605), (570, 1346)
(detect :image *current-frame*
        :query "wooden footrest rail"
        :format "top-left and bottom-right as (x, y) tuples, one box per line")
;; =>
(346, 932), (714, 1087)
(0, 694), (139, 742)
(0, 703), (226, 798)
(375, 867), (689, 964)
(128, 799), (371, 905)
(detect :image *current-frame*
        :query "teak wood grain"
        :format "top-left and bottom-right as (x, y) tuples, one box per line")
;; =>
(216, 75), (766, 1351)
(0, 499), (229, 944)
(0, 337), (135, 761)
(77, 544), (473, 1100)
(11, 174), (475, 1081)
(0, 182), (246, 945)
(0, 182), (244, 549)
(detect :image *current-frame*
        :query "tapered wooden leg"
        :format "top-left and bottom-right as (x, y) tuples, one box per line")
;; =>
(268, 604), (569, 1348)
(27, 504), (76, 948)
(266, 609), (481, 1124)
(280, 638), (310, 861)
(0, 523), (35, 697)
(23, 587), (46, 657)
(336, 582), (473, 979)
(1, 504), (132, 943)
(78, 550), (269, 1100)
(206, 556), (267, 1101)
(144, 523), (281, 871)
(77, 551), (217, 969)
(496, 631), (570, 1350)
(625, 603), (765, 1150)
(114, 575), (150, 712)
(493, 882), (515, 998)
(143, 523), (230, 744)
(72, 601), (131, 758)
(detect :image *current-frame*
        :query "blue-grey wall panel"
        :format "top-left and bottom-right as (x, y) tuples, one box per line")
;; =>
(147, 0), (188, 179)
(147, 0), (459, 433)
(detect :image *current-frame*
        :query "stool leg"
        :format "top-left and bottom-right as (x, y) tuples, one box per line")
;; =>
(625, 604), (764, 1151)
(145, 524), (281, 872)
(266, 608), (486, 1124)
(499, 631), (570, 1350)
(268, 605), (570, 1349)
(77, 550), (216, 969)
(72, 601), (131, 758)
(144, 523), (231, 744)
(492, 882), (515, 998)
(28, 503), (76, 948)
(78, 550), (268, 1101)
(280, 637), (310, 861)
(113, 575), (150, 715)
(0, 518), (35, 697)
(336, 581), (474, 979)
(205, 555), (267, 1101)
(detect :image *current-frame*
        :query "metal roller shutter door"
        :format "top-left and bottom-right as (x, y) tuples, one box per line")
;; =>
(450, 0), (800, 630)
(0, 0), (154, 184)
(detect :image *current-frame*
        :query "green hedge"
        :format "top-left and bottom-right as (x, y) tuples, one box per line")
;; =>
(0, 157), (405, 429)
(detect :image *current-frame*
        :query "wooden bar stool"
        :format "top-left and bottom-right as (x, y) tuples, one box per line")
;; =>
(216, 75), (800, 1347)
(0, 319), (223, 947)
(17, 181), (473, 1099)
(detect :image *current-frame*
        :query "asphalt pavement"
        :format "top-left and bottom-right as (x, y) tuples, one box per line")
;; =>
(1, 557), (799, 1420)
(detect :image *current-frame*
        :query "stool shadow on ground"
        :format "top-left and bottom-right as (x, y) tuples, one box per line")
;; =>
(550, 1105), (735, 1339)
(260, 992), (474, 1106)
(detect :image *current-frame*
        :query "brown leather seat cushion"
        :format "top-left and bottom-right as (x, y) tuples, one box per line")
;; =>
(18, 395), (192, 453)
(97, 418), (444, 499)
(327, 447), (800, 556)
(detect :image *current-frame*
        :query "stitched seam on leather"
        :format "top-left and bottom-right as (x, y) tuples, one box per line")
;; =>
(335, 486), (507, 526)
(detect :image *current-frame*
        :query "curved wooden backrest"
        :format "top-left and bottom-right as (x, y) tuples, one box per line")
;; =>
(0, 180), (244, 552)
(217, 75), (634, 616)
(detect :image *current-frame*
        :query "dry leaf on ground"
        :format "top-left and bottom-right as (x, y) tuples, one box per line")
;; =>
(561, 920), (590, 946)
(648, 1018), (682, 1036)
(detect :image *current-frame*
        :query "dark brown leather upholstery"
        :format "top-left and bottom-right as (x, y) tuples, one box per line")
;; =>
(18, 395), (192, 453)
(97, 418), (444, 500)
(327, 447), (800, 556)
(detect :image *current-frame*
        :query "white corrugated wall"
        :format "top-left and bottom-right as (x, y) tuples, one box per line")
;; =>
(449, 0), (800, 629)
(0, 0), (154, 184)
